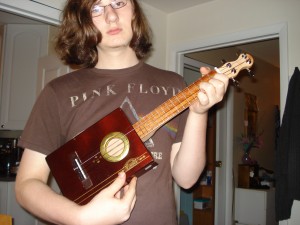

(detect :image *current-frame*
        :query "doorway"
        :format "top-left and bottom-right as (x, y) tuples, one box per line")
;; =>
(171, 23), (288, 225)
(180, 39), (280, 225)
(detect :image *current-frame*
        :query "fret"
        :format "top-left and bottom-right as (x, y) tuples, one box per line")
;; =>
(133, 80), (200, 139)
(133, 53), (254, 141)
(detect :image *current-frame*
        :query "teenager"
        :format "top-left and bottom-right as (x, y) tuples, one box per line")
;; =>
(15, 0), (229, 224)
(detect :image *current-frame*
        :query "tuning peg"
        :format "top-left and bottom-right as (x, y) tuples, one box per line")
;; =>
(221, 59), (227, 64)
(247, 69), (255, 77)
(236, 50), (242, 56)
(231, 78), (240, 87)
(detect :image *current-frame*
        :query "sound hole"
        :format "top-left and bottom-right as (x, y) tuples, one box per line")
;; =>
(100, 132), (130, 162)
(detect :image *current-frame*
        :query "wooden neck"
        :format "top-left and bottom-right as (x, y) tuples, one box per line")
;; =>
(132, 71), (216, 142)
(132, 53), (254, 142)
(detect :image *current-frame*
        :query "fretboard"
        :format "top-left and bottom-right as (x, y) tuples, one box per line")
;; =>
(132, 53), (254, 141)
(132, 72), (215, 141)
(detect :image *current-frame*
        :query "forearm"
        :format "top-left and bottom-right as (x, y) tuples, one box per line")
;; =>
(16, 176), (80, 225)
(16, 149), (136, 225)
(171, 111), (208, 189)
(15, 149), (81, 225)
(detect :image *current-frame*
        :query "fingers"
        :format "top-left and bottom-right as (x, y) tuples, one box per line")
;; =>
(197, 88), (209, 106)
(105, 172), (127, 196)
(122, 176), (137, 210)
(192, 72), (229, 113)
(212, 73), (229, 90)
(207, 74), (228, 100)
(200, 67), (211, 75)
(198, 80), (221, 104)
(199, 67), (229, 96)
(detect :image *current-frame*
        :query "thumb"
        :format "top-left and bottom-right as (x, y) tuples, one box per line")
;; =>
(105, 172), (127, 195)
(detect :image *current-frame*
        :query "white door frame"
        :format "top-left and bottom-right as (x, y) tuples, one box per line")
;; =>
(169, 22), (289, 225)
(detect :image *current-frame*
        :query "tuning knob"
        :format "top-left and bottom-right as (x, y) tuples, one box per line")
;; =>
(231, 78), (240, 87)
(247, 69), (255, 77)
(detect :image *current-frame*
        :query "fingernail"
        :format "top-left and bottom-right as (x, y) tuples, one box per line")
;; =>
(118, 171), (125, 178)
(200, 89), (207, 94)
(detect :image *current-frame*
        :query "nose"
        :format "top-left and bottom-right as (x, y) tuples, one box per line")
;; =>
(104, 5), (119, 23)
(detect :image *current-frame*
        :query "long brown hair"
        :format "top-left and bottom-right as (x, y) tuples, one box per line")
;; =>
(55, 0), (152, 68)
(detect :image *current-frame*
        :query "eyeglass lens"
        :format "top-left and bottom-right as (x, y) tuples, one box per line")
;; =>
(91, 0), (127, 17)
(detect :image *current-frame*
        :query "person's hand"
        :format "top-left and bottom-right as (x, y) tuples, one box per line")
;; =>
(78, 172), (137, 225)
(190, 67), (229, 114)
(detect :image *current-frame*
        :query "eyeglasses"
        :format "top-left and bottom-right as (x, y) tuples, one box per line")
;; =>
(91, 0), (128, 17)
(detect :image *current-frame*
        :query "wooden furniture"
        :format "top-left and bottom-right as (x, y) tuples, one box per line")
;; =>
(0, 214), (12, 225)
(238, 164), (260, 189)
(238, 164), (253, 188)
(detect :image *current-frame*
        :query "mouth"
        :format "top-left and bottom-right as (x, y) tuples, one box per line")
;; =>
(107, 28), (122, 35)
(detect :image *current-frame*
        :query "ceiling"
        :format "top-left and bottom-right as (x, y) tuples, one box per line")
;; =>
(139, 0), (215, 13)
(0, 2), (279, 68)
(0, 0), (213, 24)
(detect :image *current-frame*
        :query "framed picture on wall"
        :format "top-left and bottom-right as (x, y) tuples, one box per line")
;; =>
(244, 93), (259, 137)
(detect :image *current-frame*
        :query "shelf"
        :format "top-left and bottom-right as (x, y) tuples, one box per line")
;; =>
(193, 197), (212, 210)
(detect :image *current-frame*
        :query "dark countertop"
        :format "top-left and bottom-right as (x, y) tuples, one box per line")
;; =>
(0, 175), (16, 182)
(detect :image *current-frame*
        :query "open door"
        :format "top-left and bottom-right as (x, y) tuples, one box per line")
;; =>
(179, 56), (222, 225)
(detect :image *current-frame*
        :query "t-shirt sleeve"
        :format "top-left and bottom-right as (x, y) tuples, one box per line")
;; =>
(18, 83), (63, 155)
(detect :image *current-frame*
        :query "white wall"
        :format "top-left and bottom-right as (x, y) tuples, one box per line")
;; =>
(166, 1), (300, 224)
(166, 0), (300, 75)
(140, 3), (167, 70)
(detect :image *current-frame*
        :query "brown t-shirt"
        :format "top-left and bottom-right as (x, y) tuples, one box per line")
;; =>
(19, 62), (188, 225)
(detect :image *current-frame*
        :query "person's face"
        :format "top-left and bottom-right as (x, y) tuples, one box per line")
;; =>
(92, 0), (134, 51)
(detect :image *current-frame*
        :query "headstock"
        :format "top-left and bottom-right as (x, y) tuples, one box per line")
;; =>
(215, 53), (254, 86)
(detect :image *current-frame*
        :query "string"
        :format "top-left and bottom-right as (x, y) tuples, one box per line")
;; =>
(78, 126), (136, 167)
(76, 55), (250, 169)
(133, 54), (249, 136)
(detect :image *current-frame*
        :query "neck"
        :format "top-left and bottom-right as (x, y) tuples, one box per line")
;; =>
(95, 46), (139, 69)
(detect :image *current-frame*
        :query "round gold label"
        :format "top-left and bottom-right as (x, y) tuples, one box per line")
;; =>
(100, 132), (130, 162)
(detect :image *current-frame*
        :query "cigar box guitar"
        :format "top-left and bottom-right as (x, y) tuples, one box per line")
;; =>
(46, 53), (254, 205)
